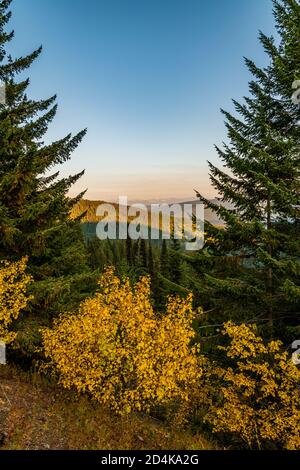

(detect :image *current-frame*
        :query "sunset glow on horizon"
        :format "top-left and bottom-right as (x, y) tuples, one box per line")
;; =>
(9, 0), (275, 201)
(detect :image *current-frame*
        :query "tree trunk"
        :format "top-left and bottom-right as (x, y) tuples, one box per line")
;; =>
(266, 195), (273, 333)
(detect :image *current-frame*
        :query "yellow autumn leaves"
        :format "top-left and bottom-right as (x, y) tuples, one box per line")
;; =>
(1, 259), (300, 449)
(41, 267), (201, 415)
(0, 257), (32, 344)
(205, 322), (300, 450)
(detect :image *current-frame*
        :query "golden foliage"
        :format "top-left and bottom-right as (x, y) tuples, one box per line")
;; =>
(205, 321), (300, 449)
(0, 257), (32, 344)
(41, 267), (201, 415)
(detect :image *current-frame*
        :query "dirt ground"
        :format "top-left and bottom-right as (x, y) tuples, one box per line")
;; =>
(0, 366), (214, 450)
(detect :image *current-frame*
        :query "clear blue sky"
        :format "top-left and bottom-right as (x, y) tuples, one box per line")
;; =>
(8, 0), (275, 201)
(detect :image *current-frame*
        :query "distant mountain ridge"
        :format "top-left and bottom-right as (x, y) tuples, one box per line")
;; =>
(71, 198), (229, 227)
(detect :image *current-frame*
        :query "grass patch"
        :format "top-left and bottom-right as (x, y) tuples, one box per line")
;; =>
(0, 365), (216, 450)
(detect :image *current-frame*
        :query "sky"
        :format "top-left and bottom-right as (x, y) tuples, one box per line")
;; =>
(8, 0), (276, 202)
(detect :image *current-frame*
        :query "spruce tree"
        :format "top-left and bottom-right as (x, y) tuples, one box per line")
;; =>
(132, 239), (140, 266)
(139, 238), (148, 272)
(148, 242), (160, 308)
(148, 242), (154, 276)
(0, 0), (92, 320)
(126, 227), (133, 267)
(169, 238), (182, 285)
(157, 238), (189, 300)
(195, 0), (300, 337)
(160, 239), (169, 277)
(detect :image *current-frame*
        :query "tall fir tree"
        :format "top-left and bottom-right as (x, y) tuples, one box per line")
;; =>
(169, 238), (182, 285)
(0, 0), (93, 321)
(139, 238), (148, 272)
(148, 242), (154, 276)
(160, 239), (169, 277)
(194, 0), (300, 337)
(126, 225), (133, 267)
(148, 241), (160, 308)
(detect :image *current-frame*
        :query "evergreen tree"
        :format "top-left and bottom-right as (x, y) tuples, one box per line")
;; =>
(139, 238), (148, 272)
(169, 238), (182, 285)
(0, 0), (92, 319)
(148, 241), (160, 307)
(87, 239), (105, 271)
(148, 242), (154, 276)
(160, 239), (169, 277)
(132, 239), (140, 266)
(195, 0), (300, 337)
(157, 238), (189, 301)
(126, 229), (133, 267)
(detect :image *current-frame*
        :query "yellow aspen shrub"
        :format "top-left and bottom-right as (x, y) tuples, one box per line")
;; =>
(205, 321), (300, 449)
(41, 267), (201, 415)
(0, 257), (32, 344)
